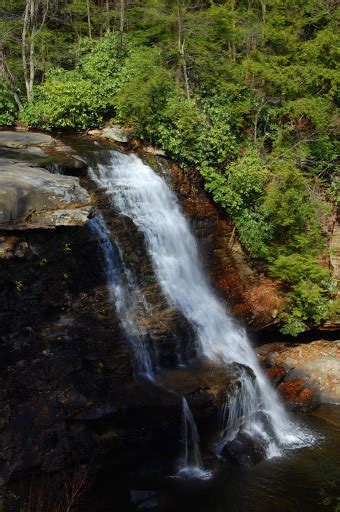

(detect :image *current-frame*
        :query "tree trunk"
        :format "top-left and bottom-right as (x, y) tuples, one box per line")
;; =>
(229, 0), (236, 62)
(106, 0), (110, 30)
(87, 0), (92, 38)
(180, 40), (190, 100)
(177, 2), (190, 99)
(22, 0), (50, 101)
(119, 0), (125, 47)
(22, 0), (31, 100)
(260, 0), (266, 24)
(0, 51), (23, 109)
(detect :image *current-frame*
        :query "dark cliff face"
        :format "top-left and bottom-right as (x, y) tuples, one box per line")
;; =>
(0, 223), (197, 499)
(0, 169), (232, 495)
(0, 226), (130, 484)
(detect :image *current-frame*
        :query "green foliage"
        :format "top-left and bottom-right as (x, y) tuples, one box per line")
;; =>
(270, 254), (337, 335)
(157, 95), (208, 164)
(262, 163), (324, 255)
(114, 47), (175, 134)
(235, 210), (272, 259)
(20, 33), (124, 130)
(0, 82), (17, 126)
(219, 152), (268, 214)
(75, 33), (127, 93)
(20, 69), (110, 130)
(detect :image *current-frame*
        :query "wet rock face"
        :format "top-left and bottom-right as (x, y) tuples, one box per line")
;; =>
(160, 362), (238, 420)
(0, 224), (186, 490)
(0, 158), (91, 229)
(90, 181), (197, 368)
(256, 340), (340, 408)
(221, 432), (266, 466)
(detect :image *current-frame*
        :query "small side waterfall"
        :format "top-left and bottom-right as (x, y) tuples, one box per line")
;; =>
(89, 216), (154, 379)
(214, 367), (280, 458)
(89, 150), (314, 463)
(176, 398), (211, 480)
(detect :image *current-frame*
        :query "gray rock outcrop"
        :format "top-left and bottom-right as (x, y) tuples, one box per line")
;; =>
(0, 158), (91, 229)
(88, 126), (129, 143)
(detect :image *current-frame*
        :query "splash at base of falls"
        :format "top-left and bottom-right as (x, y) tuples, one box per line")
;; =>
(174, 398), (212, 480)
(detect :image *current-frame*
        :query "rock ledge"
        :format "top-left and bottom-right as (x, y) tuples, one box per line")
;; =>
(0, 158), (91, 230)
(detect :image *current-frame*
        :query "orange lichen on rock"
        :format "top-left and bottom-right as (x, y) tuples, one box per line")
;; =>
(265, 366), (286, 385)
(278, 378), (319, 411)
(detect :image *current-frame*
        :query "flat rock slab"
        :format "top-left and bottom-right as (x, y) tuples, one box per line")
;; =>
(0, 158), (91, 229)
(0, 131), (88, 171)
(0, 131), (56, 148)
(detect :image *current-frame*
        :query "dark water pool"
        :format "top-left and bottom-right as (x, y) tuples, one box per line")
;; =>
(85, 405), (339, 512)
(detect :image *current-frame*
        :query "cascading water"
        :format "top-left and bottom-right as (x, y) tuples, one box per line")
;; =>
(89, 150), (314, 459)
(88, 215), (154, 379)
(176, 398), (212, 479)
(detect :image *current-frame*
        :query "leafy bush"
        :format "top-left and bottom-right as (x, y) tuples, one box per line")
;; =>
(157, 96), (207, 164)
(0, 82), (17, 127)
(20, 33), (124, 130)
(76, 33), (127, 94)
(114, 47), (176, 135)
(271, 254), (337, 335)
(20, 69), (112, 130)
(262, 163), (324, 256)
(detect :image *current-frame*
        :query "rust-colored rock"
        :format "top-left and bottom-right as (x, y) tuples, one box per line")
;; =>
(257, 340), (340, 404)
(265, 365), (286, 386)
(278, 378), (320, 412)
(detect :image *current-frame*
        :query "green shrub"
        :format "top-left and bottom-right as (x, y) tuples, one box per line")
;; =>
(262, 163), (324, 256)
(114, 47), (176, 135)
(270, 253), (337, 335)
(0, 82), (17, 127)
(20, 33), (124, 130)
(20, 69), (112, 130)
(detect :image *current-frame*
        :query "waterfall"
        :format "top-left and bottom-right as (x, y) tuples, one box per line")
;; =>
(176, 398), (211, 479)
(88, 215), (154, 379)
(89, 150), (313, 457)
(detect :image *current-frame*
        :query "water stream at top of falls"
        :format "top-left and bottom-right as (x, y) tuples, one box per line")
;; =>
(89, 150), (315, 459)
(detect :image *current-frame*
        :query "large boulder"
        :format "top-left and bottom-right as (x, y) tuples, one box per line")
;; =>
(256, 340), (340, 406)
(88, 126), (130, 143)
(221, 431), (266, 466)
(0, 158), (91, 229)
(160, 361), (239, 419)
